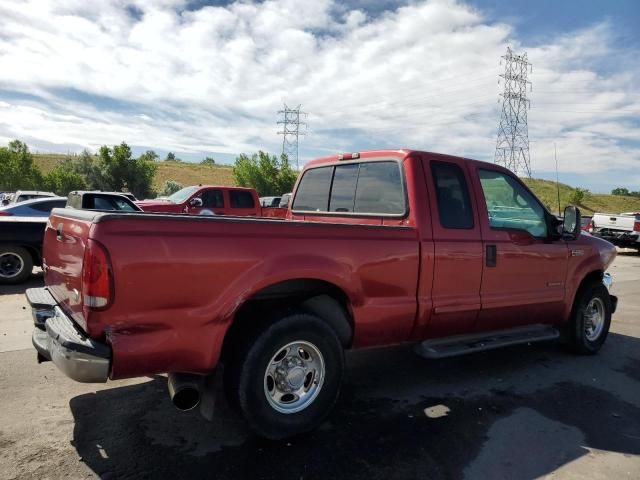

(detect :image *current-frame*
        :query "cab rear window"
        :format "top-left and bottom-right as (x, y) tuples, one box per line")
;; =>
(292, 161), (405, 215)
(230, 190), (255, 208)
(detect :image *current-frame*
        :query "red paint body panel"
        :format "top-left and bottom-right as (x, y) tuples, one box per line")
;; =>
(42, 149), (617, 381)
(136, 186), (261, 216)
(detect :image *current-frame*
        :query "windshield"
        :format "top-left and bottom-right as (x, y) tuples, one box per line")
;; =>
(168, 186), (199, 204)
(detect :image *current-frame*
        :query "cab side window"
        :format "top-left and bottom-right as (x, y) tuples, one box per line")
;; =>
(478, 169), (547, 238)
(201, 190), (224, 208)
(230, 190), (255, 208)
(430, 161), (474, 229)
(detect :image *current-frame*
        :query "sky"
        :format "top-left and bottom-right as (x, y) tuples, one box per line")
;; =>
(0, 0), (639, 192)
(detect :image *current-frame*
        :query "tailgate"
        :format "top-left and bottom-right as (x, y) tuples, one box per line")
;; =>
(43, 209), (97, 331)
(593, 214), (635, 231)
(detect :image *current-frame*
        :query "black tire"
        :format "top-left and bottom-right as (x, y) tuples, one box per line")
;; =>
(224, 312), (344, 439)
(565, 281), (612, 354)
(0, 246), (33, 285)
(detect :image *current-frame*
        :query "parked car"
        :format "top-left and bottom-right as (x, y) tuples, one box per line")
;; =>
(136, 185), (261, 216)
(260, 196), (281, 207)
(10, 190), (56, 204)
(279, 193), (292, 209)
(0, 193), (138, 284)
(0, 216), (48, 283)
(66, 191), (142, 212)
(0, 197), (67, 217)
(260, 194), (291, 219)
(590, 211), (640, 250)
(581, 215), (592, 232)
(28, 149), (617, 439)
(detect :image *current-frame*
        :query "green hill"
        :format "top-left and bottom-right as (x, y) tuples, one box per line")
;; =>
(522, 178), (640, 216)
(33, 154), (235, 192)
(33, 153), (640, 213)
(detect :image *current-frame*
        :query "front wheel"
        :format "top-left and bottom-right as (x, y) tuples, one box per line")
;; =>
(0, 246), (33, 284)
(565, 282), (612, 354)
(225, 312), (344, 439)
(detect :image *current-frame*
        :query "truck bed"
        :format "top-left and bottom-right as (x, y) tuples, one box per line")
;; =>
(43, 208), (420, 379)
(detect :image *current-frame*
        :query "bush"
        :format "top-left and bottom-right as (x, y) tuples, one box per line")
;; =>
(611, 187), (629, 196)
(569, 187), (588, 205)
(0, 140), (43, 191)
(43, 159), (87, 195)
(159, 180), (183, 197)
(233, 151), (297, 196)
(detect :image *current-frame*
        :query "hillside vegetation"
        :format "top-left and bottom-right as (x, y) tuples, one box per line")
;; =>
(522, 178), (640, 215)
(34, 154), (234, 195)
(33, 153), (640, 213)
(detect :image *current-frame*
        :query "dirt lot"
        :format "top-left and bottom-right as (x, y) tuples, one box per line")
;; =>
(1, 254), (639, 480)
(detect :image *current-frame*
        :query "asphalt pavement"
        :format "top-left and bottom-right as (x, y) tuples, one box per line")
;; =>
(0, 254), (639, 479)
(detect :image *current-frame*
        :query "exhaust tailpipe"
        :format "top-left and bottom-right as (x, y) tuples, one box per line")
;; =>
(168, 373), (204, 411)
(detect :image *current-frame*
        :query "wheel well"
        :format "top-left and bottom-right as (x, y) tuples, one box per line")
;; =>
(23, 245), (41, 267)
(569, 270), (603, 318)
(220, 279), (353, 364)
(579, 270), (603, 292)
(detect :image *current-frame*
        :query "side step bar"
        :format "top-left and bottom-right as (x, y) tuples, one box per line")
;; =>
(415, 324), (560, 359)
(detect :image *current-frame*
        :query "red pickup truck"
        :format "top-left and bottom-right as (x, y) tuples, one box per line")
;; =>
(136, 185), (261, 216)
(27, 149), (617, 439)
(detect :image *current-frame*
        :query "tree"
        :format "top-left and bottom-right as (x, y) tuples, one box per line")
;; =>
(88, 142), (157, 198)
(201, 157), (216, 166)
(611, 187), (630, 196)
(569, 187), (588, 205)
(233, 151), (298, 196)
(139, 150), (159, 162)
(0, 140), (43, 191)
(43, 158), (86, 195)
(165, 152), (177, 161)
(159, 180), (183, 197)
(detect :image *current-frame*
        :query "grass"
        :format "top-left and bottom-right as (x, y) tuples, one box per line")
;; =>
(32, 153), (640, 213)
(523, 178), (640, 216)
(33, 154), (235, 192)
(152, 160), (234, 190)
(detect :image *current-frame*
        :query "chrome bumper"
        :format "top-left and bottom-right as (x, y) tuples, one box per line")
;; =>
(26, 288), (110, 383)
(602, 273), (618, 314)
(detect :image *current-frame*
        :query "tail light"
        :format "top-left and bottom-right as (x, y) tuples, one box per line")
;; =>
(0, 212), (12, 216)
(634, 221), (640, 232)
(586, 220), (594, 233)
(82, 239), (112, 309)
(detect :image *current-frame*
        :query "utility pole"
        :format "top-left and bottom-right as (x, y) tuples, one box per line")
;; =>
(555, 142), (561, 215)
(277, 104), (306, 169)
(494, 47), (532, 177)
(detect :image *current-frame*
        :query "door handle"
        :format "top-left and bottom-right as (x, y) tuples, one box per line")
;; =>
(486, 245), (497, 267)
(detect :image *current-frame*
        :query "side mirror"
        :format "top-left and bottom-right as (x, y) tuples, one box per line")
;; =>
(563, 205), (581, 238)
(189, 197), (203, 208)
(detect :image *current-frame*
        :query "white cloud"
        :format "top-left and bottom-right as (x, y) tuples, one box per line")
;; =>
(0, 0), (638, 187)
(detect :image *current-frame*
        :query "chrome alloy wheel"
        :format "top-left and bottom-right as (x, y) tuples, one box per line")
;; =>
(584, 297), (605, 341)
(0, 252), (24, 279)
(263, 340), (325, 414)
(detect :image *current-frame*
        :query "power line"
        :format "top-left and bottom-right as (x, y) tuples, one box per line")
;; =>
(277, 104), (307, 169)
(495, 47), (532, 177)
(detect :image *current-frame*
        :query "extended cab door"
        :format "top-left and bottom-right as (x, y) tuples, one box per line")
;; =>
(188, 188), (224, 215)
(469, 166), (568, 330)
(422, 157), (484, 338)
(227, 189), (259, 216)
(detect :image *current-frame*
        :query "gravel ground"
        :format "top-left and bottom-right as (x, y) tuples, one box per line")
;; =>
(0, 253), (639, 479)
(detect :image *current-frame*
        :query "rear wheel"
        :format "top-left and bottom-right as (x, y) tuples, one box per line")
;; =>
(565, 281), (612, 354)
(0, 246), (33, 284)
(224, 312), (344, 439)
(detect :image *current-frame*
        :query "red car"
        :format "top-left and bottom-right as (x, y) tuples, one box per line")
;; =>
(28, 149), (617, 439)
(136, 185), (261, 216)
